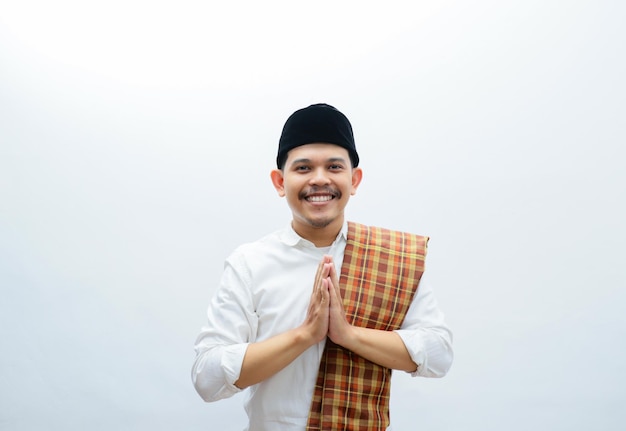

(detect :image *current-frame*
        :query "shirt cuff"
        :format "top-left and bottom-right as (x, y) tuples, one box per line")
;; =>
(394, 329), (453, 378)
(395, 329), (425, 377)
(222, 343), (249, 388)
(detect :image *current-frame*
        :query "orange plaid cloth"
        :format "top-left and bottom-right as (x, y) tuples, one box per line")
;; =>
(306, 221), (428, 431)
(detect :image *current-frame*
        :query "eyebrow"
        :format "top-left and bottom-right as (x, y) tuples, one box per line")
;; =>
(289, 157), (348, 166)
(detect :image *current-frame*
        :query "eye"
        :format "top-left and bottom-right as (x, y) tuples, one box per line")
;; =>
(328, 164), (344, 171)
(295, 165), (311, 171)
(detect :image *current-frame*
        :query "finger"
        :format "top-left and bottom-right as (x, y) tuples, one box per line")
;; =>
(328, 275), (344, 309)
(319, 263), (331, 292)
(326, 263), (342, 304)
(326, 278), (335, 305)
(320, 278), (330, 304)
(311, 260), (328, 301)
(328, 262), (340, 288)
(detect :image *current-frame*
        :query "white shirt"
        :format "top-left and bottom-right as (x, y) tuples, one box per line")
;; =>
(192, 222), (453, 431)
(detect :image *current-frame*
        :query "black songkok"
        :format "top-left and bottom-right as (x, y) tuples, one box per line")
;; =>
(277, 103), (359, 169)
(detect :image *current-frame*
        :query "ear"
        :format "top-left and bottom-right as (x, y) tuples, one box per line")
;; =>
(350, 167), (363, 196)
(270, 169), (286, 197)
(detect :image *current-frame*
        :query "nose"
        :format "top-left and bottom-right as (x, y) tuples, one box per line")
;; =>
(309, 167), (330, 185)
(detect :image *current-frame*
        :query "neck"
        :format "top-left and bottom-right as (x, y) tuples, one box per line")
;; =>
(292, 217), (344, 247)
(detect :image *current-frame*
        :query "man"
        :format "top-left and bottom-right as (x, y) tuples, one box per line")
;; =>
(192, 103), (453, 431)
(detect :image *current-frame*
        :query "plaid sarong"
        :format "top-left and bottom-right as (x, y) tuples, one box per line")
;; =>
(306, 221), (428, 431)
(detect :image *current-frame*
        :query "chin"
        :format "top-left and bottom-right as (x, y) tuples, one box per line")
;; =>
(305, 216), (336, 229)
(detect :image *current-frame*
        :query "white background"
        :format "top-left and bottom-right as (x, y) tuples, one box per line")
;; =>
(1, 1), (625, 430)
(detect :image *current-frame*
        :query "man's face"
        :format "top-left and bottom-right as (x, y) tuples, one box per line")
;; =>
(271, 143), (362, 237)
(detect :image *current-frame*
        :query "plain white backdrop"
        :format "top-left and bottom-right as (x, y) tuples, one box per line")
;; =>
(1, 1), (624, 430)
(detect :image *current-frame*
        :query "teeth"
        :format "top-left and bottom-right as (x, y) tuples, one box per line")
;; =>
(308, 195), (332, 202)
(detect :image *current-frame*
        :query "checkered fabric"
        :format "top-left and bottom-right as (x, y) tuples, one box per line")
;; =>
(306, 221), (428, 431)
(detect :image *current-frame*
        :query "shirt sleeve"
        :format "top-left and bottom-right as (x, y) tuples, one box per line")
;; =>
(394, 272), (454, 378)
(191, 252), (258, 402)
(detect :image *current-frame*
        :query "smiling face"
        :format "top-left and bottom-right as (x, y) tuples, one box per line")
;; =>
(270, 143), (363, 244)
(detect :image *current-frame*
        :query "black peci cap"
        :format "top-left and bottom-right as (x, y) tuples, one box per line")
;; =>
(277, 103), (359, 169)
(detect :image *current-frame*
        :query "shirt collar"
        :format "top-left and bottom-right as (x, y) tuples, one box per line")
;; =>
(281, 220), (348, 248)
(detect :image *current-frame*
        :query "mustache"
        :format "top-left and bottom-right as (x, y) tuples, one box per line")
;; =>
(298, 186), (341, 200)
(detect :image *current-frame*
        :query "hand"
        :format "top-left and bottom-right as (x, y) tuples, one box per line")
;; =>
(326, 257), (354, 347)
(301, 257), (331, 344)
